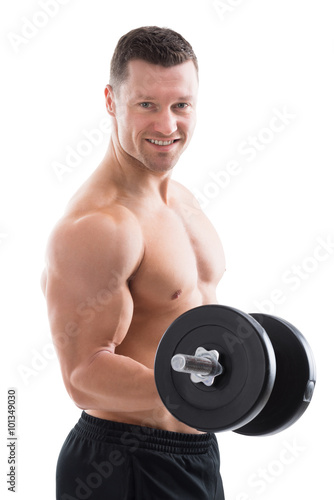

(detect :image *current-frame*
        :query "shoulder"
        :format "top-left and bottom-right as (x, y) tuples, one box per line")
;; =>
(170, 180), (203, 217)
(46, 207), (144, 277)
(47, 206), (142, 251)
(170, 180), (201, 204)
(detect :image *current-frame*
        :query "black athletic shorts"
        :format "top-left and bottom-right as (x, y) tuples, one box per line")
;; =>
(56, 411), (224, 499)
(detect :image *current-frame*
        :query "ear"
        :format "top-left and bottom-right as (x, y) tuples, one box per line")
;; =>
(104, 84), (116, 117)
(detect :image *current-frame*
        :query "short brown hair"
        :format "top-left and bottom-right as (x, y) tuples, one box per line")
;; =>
(109, 26), (198, 94)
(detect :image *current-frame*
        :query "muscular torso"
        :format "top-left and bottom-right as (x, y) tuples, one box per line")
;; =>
(45, 175), (225, 433)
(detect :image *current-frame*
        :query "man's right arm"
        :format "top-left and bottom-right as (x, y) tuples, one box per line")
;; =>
(43, 211), (160, 413)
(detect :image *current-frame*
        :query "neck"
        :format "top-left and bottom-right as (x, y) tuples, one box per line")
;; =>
(100, 136), (173, 205)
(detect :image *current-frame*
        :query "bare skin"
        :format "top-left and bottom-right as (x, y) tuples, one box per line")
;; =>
(42, 60), (226, 434)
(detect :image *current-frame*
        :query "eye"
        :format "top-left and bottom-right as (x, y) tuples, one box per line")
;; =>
(176, 103), (190, 109)
(139, 102), (152, 108)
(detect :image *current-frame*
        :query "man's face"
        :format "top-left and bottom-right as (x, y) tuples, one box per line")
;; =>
(110, 59), (199, 173)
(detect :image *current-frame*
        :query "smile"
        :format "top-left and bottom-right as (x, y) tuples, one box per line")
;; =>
(147, 139), (178, 146)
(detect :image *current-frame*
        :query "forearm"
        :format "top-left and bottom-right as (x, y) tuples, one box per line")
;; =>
(69, 351), (161, 413)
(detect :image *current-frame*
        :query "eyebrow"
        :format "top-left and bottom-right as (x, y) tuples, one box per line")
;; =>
(135, 94), (194, 101)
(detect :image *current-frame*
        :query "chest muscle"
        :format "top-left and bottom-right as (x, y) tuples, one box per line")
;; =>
(129, 208), (225, 307)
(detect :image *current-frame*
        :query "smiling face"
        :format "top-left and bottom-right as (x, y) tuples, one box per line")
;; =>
(106, 59), (199, 173)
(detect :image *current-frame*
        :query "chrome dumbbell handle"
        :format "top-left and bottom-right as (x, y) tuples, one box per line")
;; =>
(171, 347), (223, 387)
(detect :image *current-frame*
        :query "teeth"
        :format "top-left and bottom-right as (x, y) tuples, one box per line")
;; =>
(148, 139), (175, 145)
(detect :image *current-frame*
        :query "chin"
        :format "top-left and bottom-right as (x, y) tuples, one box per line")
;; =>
(143, 154), (182, 173)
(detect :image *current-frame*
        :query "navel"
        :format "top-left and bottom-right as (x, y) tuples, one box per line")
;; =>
(171, 289), (182, 300)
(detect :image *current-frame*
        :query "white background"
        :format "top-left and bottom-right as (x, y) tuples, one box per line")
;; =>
(1, 0), (333, 498)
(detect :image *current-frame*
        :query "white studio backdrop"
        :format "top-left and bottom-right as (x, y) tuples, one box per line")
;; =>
(1, 0), (333, 498)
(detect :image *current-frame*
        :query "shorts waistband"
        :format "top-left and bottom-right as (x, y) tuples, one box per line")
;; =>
(74, 411), (215, 455)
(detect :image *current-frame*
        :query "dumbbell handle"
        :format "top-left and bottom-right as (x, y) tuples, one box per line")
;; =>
(171, 347), (223, 386)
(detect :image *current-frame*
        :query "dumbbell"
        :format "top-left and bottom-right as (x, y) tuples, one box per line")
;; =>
(154, 305), (316, 436)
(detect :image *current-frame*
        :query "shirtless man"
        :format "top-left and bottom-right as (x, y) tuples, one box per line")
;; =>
(42, 26), (226, 499)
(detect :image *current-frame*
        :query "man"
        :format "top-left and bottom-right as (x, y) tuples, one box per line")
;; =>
(42, 26), (226, 499)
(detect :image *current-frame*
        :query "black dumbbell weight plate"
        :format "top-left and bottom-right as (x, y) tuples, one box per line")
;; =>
(234, 314), (316, 436)
(154, 305), (276, 432)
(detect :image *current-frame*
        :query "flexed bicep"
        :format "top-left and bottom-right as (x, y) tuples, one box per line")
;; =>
(43, 211), (144, 402)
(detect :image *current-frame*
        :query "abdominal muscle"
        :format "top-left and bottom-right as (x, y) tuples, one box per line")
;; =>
(85, 288), (215, 434)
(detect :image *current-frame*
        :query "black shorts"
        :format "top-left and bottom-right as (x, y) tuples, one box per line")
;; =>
(56, 411), (224, 499)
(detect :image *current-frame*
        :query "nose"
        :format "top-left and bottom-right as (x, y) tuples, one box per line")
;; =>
(153, 108), (178, 136)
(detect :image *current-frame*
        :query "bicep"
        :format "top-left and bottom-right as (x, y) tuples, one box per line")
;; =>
(46, 269), (134, 355)
(44, 215), (141, 383)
